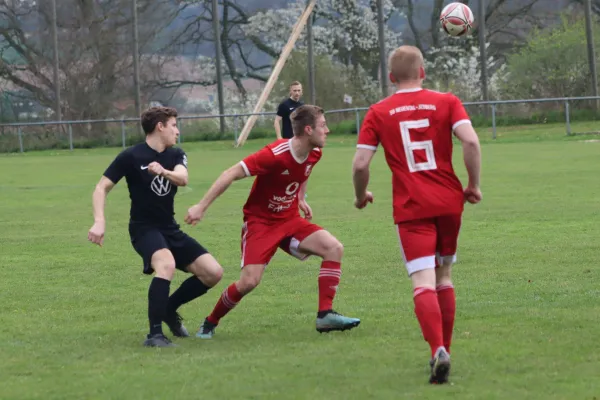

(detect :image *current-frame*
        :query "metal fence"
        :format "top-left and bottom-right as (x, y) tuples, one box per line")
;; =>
(1, 95), (600, 153)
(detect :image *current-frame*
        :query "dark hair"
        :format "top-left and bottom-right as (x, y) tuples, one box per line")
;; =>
(140, 106), (178, 135)
(290, 105), (324, 136)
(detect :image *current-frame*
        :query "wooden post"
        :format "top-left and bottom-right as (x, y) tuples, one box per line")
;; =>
(234, 0), (317, 147)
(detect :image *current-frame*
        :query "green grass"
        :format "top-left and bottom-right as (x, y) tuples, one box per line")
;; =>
(1, 126), (600, 399)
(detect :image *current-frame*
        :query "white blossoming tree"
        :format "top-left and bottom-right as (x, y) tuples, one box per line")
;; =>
(244, 0), (403, 80)
(424, 35), (507, 102)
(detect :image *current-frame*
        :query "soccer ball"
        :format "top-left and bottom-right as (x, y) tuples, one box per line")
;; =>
(440, 2), (474, 37)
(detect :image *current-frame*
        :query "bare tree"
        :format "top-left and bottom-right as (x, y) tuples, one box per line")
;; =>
(570, 0), (600, 14)
(0, 0), (176, 125)
(155, 0), (278, 97)
(396, 0), (549, 61)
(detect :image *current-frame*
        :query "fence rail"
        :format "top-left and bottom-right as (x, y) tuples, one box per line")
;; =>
(1, 95), (599, 153)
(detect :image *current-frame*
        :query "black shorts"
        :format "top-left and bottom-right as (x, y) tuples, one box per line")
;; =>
(131, 229), (209, 275)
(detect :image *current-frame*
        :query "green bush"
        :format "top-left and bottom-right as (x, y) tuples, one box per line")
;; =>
(502, 14), (600, 100)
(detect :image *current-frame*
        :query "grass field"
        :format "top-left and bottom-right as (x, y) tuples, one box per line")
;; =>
(1, 124), (600, 399)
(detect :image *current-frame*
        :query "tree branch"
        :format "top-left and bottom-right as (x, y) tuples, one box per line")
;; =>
(406, 0), (423, 52)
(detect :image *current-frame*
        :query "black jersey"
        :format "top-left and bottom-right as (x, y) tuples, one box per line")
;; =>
(276, 98), (304, 139)
(103, 142), (187, 234)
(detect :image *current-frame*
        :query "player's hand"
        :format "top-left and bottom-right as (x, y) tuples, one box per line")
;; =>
(299, 200), (313, 220)
(185, 204), (205, 226)
(464, 185), (482, 204)
(147, 162), (165, 176)
(354, 191), (374, 209)
(88, 221), (105, 247)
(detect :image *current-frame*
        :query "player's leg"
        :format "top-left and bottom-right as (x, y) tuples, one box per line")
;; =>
(434, 214), (462, 355)
(397, 219), (450, 383)
(197, 220), (280, 339)
(163, 231), (224, 337)
(131, 229), (177, 348)
(197, 263), (266, 339)
(282, 220), (360, 332)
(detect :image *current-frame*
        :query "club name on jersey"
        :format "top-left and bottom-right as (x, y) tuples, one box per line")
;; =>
(389, 104), (436, 115)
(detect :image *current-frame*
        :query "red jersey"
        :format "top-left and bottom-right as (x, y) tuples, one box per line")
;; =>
(358, 88), (471, 223)
(239, 138), (322, 221)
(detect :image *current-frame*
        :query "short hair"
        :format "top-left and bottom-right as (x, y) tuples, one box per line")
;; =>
(140, 106), (178, 135)
(289, 81), (302, 88)
(388, 45), (424, 82)
(290, 105), (324, 136)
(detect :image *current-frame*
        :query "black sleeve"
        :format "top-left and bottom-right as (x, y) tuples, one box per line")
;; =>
(103, 150), (129, 184)
(276, 101), (287, 117)
(175, 148), (188, 169)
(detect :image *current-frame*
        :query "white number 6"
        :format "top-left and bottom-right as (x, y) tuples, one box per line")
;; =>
(400, 119), (437, 173)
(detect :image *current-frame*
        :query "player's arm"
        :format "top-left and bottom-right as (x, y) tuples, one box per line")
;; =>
(89, 152), (126, 246)
(88, 176), (117, 246)
(148, 151), (188, 186)
(297, 181), (312, 220)
(352, 148), (376, 207)
(186, 146), (276, 225)
(450, 95), (482, 203)
(298, 180), (308, 200)
(454, 123), (481, 193)
(199, 163), (247, 210)
(92, 176), (117, 222)
(184, 163), (247, 225)
(159, 165), (188, 186)
(274, 116), (282, 139)
(274, 103), (284, 139)
(352, 107), (378, 209)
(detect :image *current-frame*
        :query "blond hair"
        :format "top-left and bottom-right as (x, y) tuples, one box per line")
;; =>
(388, 45), (424, 82)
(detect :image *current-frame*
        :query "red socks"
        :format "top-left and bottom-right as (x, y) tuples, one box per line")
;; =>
(318, 261), (341, 311)
(207, 283), (244, 325)
(436, 284), (456, 353)
(207, 260), (343, 326)
(413, 287), (444, 357)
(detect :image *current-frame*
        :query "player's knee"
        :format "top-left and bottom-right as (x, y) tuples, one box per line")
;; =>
(436, 264), (452, 286)
(205, 263), (224, 287)
(189, 255), (224, 287)
(323, 238), (344, 261)
(410, 268), (436, 290)
(151, 250), (176, 280)
(238, 278), (260, 294)
(196, 264), (223, 288)
(243, 275), (262, 291)
(238, 270), (262, 293)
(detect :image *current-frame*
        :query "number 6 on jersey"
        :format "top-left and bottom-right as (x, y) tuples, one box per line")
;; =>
(400, 119), (437, 173)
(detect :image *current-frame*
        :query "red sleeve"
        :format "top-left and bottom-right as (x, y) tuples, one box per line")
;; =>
(450, 94), (471, 131)
(239, 146), (278, 177)
(357, 107), (380, 150)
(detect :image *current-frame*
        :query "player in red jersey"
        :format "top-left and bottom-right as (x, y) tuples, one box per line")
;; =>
(351, 46), (482, 384)
(185, 105), (360, 338)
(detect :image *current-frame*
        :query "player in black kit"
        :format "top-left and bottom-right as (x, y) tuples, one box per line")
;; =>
(275, 81), (304, 139)
(87, 106), (223, 347)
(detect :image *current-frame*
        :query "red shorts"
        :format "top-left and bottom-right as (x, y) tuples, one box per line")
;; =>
(240, 217), (323, 267)
(395, 214), (462, 276)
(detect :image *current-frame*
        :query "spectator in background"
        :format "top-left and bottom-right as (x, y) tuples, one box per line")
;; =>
(275, 81), (304, 139)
